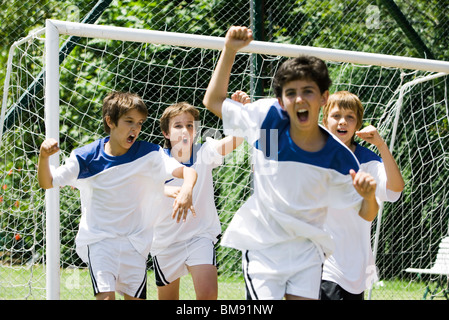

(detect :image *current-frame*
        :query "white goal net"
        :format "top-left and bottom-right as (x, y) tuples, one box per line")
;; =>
(1, 20), (448, 300)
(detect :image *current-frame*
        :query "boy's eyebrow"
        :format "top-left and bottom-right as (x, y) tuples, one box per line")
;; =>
(330, 108), (356, 115)
(300, 85), (318, 91)
(123, 115), (146, 121)
(172, 120), (194, 124)
(285, 85), (317, 91)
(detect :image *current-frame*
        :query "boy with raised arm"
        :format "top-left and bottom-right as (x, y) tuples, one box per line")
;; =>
(38, 91), (197, 300)
(321, 91), (404, 299)
(202, 26), (378, 300)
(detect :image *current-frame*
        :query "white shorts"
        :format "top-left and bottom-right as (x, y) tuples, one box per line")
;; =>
(87, 237), (147, 298)
(243, 238), (324, 300)
(152, 237), (217, 286)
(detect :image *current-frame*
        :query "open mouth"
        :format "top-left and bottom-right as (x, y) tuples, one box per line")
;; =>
(336, 129), (348, 135)
(127, 134), (136, 143)
(297, 109), (309, 122)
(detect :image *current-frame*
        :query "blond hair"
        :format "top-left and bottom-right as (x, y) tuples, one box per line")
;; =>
(322, 91), (364, 132)
(323, 91), (364, 130)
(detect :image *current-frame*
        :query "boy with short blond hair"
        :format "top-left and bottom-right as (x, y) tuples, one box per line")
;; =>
(321, 91), (404, 300)
(38, 91), (197, 300)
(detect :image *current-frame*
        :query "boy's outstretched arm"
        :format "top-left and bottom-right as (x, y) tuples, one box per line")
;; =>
(350, 169), (379, 222)
(216, 136), (244, 156)
(38, 138), (60, 189)
(171, 166), (198, 222)
(164, 186), (181, 198)
(202, 26), (253, 119)
(356, 125), (405, 193)
(210, 89), (249, 156)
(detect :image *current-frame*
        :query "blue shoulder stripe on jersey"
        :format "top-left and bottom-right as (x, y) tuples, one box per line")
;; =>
(163, 143), (202, 168)
(354, 143), (382, 164)
(74, 137), (160, 179)
(163, 144), (202, 184)
(254, 103), (359, 175)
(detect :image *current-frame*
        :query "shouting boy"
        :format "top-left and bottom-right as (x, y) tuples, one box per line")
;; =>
(202, 26), (378, 300)
(38, 91), (197, 300)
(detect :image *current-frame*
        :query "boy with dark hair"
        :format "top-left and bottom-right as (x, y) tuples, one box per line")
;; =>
(203, 26), (378, 300)
(38, 91), (197, 300)
(272, 56), (332, 98)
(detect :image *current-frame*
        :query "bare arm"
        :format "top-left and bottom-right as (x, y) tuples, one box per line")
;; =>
(215, 136), (244, 156)
(171, 166), (198, 222)
(350, 169), (379, 222)
(202, 26), (253, 119)
(37, 138), (60, 189)
(164, 185), (181, 198)
(356, 125), (405, 192)
(210, 89), (249, 155)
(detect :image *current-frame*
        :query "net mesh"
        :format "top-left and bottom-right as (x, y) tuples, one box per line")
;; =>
(1, 29), (448, 299)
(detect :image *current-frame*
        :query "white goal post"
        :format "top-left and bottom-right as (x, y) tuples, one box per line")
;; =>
(3, 19), (447, 299)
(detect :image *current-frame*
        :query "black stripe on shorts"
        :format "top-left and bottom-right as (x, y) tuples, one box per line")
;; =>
(243, 250), (259, 300)
(153, 256), (170, 286)
(87, 245), (100, 296)
(134, 272), (147, 299)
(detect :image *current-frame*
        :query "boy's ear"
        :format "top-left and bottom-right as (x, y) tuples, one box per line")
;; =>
(277, 97), (285, 110)
(105, 116), (114, 130)
(162, 130), (170, 140)
(321, 90), (329, 106)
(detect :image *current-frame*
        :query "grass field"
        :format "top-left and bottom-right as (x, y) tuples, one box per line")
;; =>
(0, 266), (246, 300)
(2, 265), (446, 300)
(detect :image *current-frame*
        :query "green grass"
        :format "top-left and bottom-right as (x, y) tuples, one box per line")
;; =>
(1, 265), (446, 300)
(0, 266), (245, 300)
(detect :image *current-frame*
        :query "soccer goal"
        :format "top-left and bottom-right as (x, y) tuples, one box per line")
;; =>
(1, 19), (448, 300)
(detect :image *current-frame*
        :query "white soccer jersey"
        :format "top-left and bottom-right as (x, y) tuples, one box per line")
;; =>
(322, 144), (401, 294)
(51, 137), (184, 262)
(220, 98), (363, 256)
(150, 138), (223, 256)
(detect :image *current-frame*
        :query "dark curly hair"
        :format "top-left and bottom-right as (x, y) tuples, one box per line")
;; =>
(273, 55), (332, 97)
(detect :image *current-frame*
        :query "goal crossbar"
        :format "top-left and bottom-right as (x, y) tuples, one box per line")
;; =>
(50, 19), (449, 73)
(43, 19), (449, 300)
